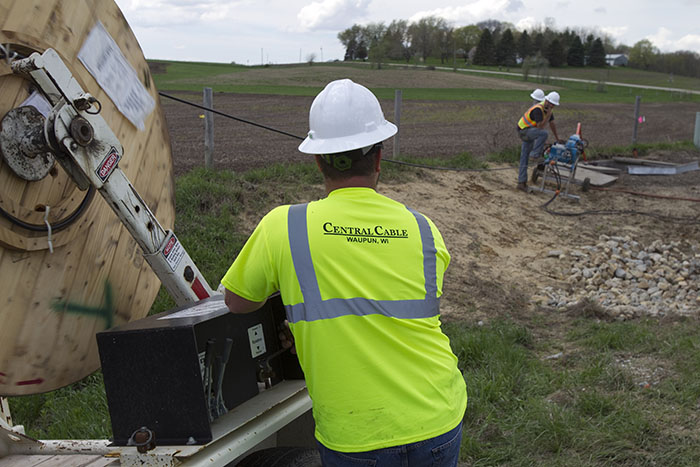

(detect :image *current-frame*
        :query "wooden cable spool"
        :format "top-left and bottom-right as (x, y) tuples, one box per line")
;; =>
(0, 0), (175, 395)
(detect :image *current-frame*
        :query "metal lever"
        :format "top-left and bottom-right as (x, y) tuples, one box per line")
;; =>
(203, 338), (215, 421)
(213, 338), (233, 418)
(256, 346), (290, 389)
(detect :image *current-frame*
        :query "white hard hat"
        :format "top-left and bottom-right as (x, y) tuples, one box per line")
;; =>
(545, 91), (560, 106)
(530, 88), (545, 101)
(298, 79), (397, 155)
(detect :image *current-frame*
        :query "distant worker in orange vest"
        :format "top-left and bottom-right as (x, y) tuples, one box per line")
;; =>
(516, 91), (561, 191)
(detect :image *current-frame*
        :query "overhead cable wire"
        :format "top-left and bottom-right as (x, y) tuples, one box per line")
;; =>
(159, 91), (304, 141)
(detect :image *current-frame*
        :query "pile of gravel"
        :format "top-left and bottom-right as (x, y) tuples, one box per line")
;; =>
(533, 235), (700, 319)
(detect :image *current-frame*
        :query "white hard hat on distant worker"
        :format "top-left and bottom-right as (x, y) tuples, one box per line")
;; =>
(298, 79), (398, 155)
(530, 88), (545, 101)
(545, 91), (560, 106)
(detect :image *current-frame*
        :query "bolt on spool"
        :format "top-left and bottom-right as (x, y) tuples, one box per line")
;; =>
(69, 116), (94, 146)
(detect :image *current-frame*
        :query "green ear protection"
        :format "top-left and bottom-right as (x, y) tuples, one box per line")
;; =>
(322, 154), (353, 171)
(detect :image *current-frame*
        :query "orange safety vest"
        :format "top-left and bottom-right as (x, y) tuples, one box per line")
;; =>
(518, 102), (546, 129)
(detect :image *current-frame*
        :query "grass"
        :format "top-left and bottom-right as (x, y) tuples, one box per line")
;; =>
(378, 57), (700, 91)
(7, 374), (111, 439)
(7, 142), (700, 466)
(151, 60), (700, 104)
(445, 316), (700, 466)
(149, 59), (248, 82)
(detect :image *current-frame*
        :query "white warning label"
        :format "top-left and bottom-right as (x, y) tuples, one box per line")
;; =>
(162, 234), (185, 271)
(78, 21), (155, 130)
(248, 324), (266, 358)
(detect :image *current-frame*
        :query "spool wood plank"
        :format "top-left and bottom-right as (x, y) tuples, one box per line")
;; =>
(0, 0), (176, 395)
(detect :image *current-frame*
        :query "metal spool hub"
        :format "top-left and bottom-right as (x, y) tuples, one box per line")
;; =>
(0, 106), (55, 181)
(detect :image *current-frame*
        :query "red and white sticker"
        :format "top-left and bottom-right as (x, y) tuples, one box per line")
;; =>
(96, 146), (121, 182)
(162, 234), (185, 271)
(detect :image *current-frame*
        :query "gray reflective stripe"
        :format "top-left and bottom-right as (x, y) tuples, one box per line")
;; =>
(407, 207), (438, 300)
(288, 204), (322, 304)
(285, 296), (440, 323)
(286, 202), (440, 323)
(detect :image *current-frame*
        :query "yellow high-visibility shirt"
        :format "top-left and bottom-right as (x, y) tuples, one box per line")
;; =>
(221, 187), (467, 452)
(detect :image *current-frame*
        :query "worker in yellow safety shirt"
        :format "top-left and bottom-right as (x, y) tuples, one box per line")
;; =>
(516, 91), (561, 192)
(221, 79), (467, 466)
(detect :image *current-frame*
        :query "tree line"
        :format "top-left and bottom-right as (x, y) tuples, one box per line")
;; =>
(337, 18), (700, 78)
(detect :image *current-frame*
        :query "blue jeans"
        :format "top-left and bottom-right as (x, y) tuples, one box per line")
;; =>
(518, 127), (548, 183)
(316, 423), (463, 467)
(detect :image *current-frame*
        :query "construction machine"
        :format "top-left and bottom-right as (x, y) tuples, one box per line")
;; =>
(529, 123), (590, 200)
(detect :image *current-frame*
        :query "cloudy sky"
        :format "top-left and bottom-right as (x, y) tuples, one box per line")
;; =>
(113, 0), (700, 65)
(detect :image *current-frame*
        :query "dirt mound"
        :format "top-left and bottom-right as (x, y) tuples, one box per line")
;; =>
(377, 149), (700, 323)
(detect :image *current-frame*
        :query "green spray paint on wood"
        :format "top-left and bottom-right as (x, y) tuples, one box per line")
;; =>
(51, 281), (115, 329)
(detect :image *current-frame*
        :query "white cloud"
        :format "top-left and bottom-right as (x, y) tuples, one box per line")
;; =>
(118, 0), (245, 27)
(674, 34), (700, 52)
(515, 17), (538, 31)
(297, 0), (371, 31)
(645, 27), (700, 52)
(408, 0), (523, 24)
(600, 25), (628, 41)
(647, 27), (675, 51)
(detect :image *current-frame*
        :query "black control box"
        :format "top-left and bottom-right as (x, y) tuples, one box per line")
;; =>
(96, 294), (302, 446)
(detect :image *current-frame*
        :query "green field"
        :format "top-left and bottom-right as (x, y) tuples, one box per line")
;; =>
(383, 56), (700, 91)
(151, 59), (700, 104)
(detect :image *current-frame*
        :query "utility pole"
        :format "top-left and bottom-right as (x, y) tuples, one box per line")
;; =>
(320, 47), (323, 62)
(261, 48), (263, 65)
(453, 34), (456, 71)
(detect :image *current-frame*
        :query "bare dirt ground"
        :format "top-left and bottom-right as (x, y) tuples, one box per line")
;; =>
(159, 93), (700, 325)
(379, 150), (700, 324)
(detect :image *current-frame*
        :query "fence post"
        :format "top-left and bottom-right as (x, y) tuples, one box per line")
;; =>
(694, 112), (700, 149)
(632, 95), (641, 147)
(394, 89), (402, 158)
(203, 87), (214, 169)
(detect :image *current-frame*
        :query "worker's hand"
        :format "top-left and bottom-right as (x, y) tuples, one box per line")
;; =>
(279, 319), (296, 355)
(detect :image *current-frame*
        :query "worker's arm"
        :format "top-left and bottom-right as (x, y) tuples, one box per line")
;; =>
(549, 120), (560, 142)
(225, 289), (295, 352)
(224, 288), (267, 314)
